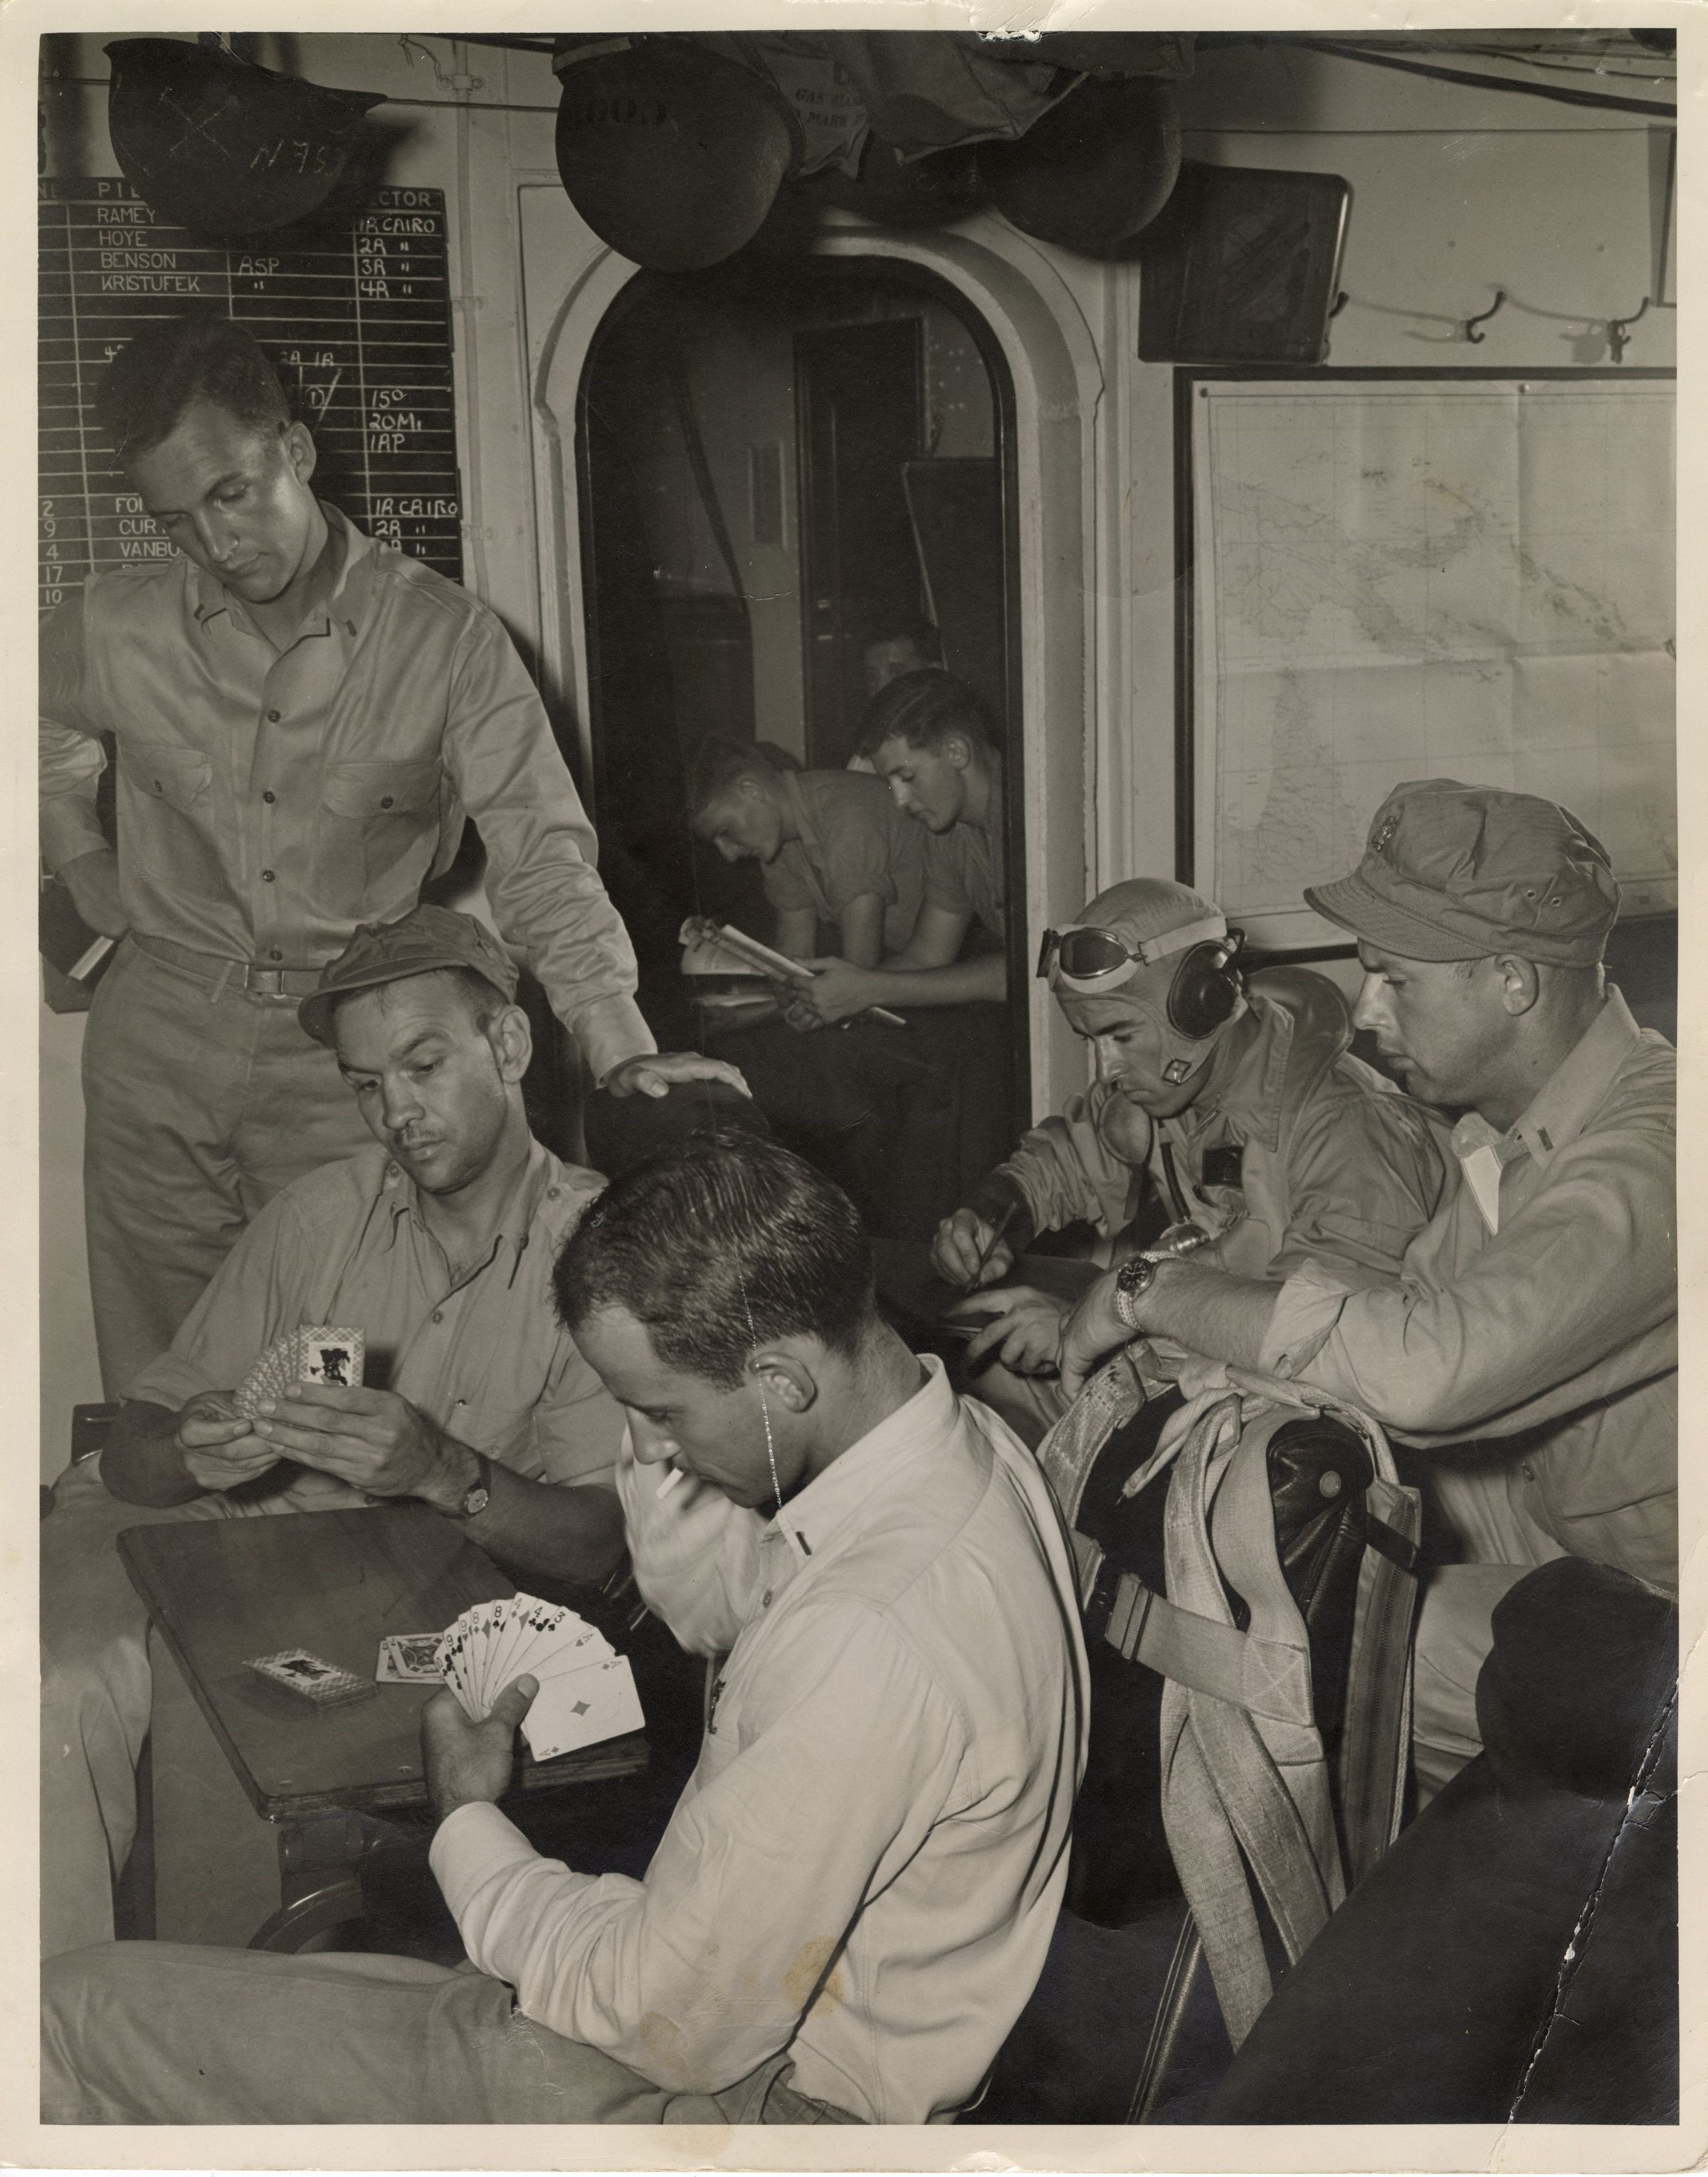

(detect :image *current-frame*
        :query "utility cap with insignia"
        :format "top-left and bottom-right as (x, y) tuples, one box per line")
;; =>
(299, 907), (520, 1047)
(1307, 777), (1620, 966)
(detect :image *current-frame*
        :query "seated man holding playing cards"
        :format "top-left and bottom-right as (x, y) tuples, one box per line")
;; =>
(43, 1134), (1090, 2126)
(40, 907), (628, 1959)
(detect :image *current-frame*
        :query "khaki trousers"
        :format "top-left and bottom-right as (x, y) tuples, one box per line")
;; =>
(83, 939), (371, 1399)
(42, 1944), (863, 2126)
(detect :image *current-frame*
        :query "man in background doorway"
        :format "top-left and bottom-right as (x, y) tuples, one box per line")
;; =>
(795, 669), (1008, 1023)
(39, 310), (742, 1398)
(687, 736), (925, 967)
(681, 736), (944, 1237)
(786, 670), (1014, 1228)
(862, 614), (943, 700)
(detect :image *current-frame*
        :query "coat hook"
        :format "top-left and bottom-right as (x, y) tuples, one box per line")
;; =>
(1606, 297), (1651, 364)
(1462, 290), (1506, 344)
(1329, 291), (1349, 320)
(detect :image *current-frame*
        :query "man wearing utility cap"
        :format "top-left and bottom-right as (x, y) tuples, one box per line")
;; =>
(40, 906), (671, 1958)
(934, 875), (1447, 1439)
(1060, 781), (1676, 1795)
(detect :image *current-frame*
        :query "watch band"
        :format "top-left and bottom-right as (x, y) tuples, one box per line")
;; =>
(1113, 1252), (1160, 1332)
(453, 1450), (493, 1520)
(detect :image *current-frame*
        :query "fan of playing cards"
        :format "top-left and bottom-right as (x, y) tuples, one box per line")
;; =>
(235, 1324), (364, 1417)
(421, 1596), (645, 1763)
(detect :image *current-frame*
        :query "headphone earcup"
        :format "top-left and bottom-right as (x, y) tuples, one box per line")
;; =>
(1167, 943), (1241, 1040)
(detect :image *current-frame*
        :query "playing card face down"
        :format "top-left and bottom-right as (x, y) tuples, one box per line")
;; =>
(431, 1593), (643, 1758)
(246, 1648), (374, 1707)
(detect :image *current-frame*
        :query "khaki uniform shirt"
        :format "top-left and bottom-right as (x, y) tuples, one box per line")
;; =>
(1260, 992), (1676, 1591)
(130, 1138), (624, 1509)
(921, 759), (1006, 942)
(39, 507), (650, 1081)
(432, 1359), (1088, 2124)
(762, 769), (926, 955)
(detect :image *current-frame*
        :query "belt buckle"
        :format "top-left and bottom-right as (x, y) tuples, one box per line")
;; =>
(247, 966), (285, 998)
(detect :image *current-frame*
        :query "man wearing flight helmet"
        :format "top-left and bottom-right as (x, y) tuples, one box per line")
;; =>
(936, 878), (1448, 1433)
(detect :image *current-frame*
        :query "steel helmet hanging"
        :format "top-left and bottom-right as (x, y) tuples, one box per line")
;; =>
(105, 38), (385, 236)
(987, 74), (1183, 253)
(554, 38), (804, 273)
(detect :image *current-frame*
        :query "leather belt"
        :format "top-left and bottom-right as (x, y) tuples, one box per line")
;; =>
(130, 931), (322, 998)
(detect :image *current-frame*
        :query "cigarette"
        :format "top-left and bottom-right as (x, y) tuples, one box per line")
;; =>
(655, 1465), (686, 1499)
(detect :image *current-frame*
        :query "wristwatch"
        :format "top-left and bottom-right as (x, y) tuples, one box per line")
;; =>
(450, 1450), (493, 1520)
(1112, 1252), (1162, 1332)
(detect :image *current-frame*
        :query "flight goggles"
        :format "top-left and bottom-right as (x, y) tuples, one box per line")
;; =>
(1036, 913), (1230, 995)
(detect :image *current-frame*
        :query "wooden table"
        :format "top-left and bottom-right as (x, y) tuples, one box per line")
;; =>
(118, 1504), (649, 1948)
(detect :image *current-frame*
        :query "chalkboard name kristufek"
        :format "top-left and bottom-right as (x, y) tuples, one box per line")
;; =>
(39, 178), (464, 613)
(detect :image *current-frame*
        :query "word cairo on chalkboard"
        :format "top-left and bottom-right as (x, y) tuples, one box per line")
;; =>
(39, 177), (464, 615)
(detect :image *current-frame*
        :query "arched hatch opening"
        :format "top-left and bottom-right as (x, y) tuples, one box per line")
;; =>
(573, 256), (1025, 1137)
(521, 202), (1101, 1128)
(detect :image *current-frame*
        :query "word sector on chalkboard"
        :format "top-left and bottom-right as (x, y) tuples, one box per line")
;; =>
(39, 177), (464, 617)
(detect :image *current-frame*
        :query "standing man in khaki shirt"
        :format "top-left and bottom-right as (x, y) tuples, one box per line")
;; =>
(1058, 781), (1675, 1795)
(41, 311), (740, 1396)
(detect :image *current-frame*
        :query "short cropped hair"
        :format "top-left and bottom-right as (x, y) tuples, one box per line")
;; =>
(95, 310), (294, 463)
(857, 668), (992, 763)
(553, 1134), (878, 1391)
(686, 734), (782, 818)
(863, 616), (942, 663)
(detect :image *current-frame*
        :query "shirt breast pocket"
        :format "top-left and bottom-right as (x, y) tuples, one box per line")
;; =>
(126, 740), (212, 813)
(317, 759), (442, 917)
(119, 740), (223, 903)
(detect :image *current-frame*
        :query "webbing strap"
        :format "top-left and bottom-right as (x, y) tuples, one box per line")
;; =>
(1036, 1348), (1149, 1530)
(1211, 1410), (1344, 1903)
(1157, 1400), (1339, 2045)
(1338, 1475), (1423, 1880)
(1102, 1570), (1315, 1728)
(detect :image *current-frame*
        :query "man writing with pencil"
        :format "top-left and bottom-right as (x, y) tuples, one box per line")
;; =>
(935, 878), (1448, 1440)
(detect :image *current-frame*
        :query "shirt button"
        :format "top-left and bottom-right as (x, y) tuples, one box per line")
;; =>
(380, 796), (394, 810)
(432, 1309), (445, 1324)
(268, 949), (283, 961)
(266, 708), (282, 722)
(262, 790), (276, 804)
(261, 869), (275, 882)
(547, 1187), (561, 1201)
(761, 1590), (773, 1608)
(1520, 1462), (1536, 1481)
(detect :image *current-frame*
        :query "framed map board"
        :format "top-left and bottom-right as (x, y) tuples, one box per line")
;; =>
(1179, 370), (1675, 951)
(39, 176), (463, 615)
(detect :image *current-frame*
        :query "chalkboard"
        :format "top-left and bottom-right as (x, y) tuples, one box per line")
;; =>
(38, 177), (463, 615)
